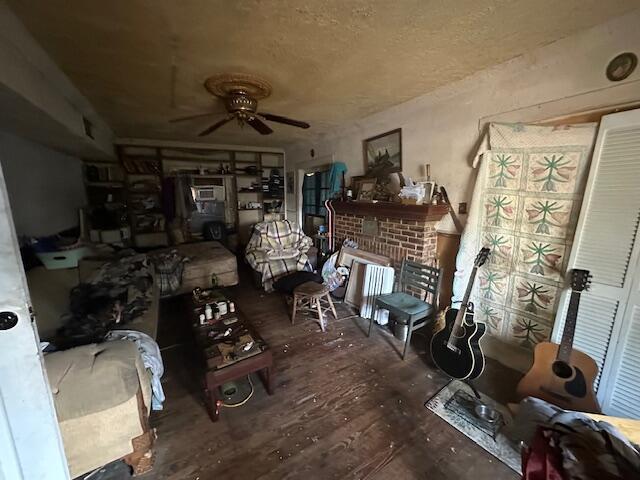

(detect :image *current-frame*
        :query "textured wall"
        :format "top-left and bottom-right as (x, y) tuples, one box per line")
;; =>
(286, 10), (640, 237)
(0, 131), (86, 237)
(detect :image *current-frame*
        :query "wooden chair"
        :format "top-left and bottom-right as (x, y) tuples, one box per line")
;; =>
(291, 282), (337, 332)
(369, 259), (442, 359)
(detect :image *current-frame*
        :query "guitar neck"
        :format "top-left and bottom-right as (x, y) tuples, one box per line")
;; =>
(449, 265), (478, 336)
(461, 265), (478, 309)
(558, 290), (581, 363)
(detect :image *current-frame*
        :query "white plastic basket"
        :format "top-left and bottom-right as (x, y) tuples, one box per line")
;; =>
(36, 246), (88, 270)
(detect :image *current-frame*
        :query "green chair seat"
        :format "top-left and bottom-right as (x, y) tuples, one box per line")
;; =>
(366, 259), (443, 360)
(376, 292), (434, 318)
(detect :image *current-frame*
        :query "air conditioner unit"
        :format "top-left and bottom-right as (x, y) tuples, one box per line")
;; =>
(192, 185), (225, 201)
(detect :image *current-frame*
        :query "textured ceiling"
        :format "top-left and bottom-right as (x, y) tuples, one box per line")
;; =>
(7, 0), (638, 147)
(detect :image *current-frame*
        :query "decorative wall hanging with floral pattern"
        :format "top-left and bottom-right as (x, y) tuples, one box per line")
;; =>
(453, 122), (597, 354)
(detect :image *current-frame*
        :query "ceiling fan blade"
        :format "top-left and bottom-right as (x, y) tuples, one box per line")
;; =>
(257, 112), (310, 129)
(247, 116), (274, 135)
(170, 112), (219, 123)
(198, 115), (235, 136)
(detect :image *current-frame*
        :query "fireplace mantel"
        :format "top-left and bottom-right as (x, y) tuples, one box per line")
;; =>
(330, 200), (446, 265)
(330, 200), (449, 222)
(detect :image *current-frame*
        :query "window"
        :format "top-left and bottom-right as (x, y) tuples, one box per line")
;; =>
(302, 170), (330, 235)
(302, 170), (330, 217)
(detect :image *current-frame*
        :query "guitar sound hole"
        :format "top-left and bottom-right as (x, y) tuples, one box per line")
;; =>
(552, 361), (573, 379)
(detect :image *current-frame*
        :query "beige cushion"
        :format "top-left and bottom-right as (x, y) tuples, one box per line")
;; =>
(168, 241), (239, 292)
(45, 340), (146, 422)
(61, 392), (144, 478)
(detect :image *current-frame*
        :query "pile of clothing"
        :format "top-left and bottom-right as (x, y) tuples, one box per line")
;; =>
(57, 253), (153, 347)
(105, 329), (166, 411)
(506, 397), (640, 479)
(151, 249), (186, 295)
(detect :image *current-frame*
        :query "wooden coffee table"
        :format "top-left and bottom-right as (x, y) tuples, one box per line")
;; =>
(188, 291), (274, 422)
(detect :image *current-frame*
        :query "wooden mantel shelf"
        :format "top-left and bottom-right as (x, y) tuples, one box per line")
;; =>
(330, 200), (449, 222)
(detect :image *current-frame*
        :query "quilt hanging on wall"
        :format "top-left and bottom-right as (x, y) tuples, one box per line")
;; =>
(452, 122), (597, 352)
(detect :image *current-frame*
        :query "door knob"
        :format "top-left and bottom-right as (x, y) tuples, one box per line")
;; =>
(0, 312), (18, 330)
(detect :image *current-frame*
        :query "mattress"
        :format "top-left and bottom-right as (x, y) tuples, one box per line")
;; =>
(174, 241), (238, 293)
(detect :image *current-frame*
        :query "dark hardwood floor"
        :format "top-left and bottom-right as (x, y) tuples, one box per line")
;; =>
(144, 272), (521, 480)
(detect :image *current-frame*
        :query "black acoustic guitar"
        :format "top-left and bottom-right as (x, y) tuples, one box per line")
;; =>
(431, 247), (490, 380)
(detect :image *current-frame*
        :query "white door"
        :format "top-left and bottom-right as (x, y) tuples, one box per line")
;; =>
(603, 255), (640, 417)
(0, 162), (69, 477)
(553, 108), (640, 417)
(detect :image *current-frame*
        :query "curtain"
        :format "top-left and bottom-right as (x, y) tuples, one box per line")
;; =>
(328, 161), (347, 197)
(175, 174), (196, 220)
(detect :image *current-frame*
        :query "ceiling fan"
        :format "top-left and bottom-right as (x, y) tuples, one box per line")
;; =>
(170, 73), (310, 136)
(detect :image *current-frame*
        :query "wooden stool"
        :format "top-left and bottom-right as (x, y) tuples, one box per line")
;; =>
(291, 282), (337, 332)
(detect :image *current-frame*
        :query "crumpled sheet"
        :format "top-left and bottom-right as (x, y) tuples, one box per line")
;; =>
(105, 329), (165, 411)
(58, 253), (153, 346)
(506, 397), (640, 479)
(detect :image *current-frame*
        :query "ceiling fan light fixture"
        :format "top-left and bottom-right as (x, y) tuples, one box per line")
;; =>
(204, 73), (272, 100)
(225, 91), (258, 114)
(175, 72), (310, 137)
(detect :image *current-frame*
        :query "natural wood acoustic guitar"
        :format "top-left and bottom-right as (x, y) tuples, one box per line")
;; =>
(516, 269), (601, 413)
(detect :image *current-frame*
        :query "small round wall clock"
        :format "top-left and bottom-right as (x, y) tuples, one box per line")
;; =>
(606, 52), (637, 82)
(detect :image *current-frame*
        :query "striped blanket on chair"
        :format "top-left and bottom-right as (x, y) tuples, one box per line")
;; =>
(245, 220), (313, 292)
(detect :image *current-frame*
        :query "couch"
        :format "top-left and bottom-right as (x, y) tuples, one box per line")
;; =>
(27, 259), (159, 478)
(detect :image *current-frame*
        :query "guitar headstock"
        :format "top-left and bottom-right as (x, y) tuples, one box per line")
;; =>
(570, 269), (591, 292)
(475, 247), (491, 267)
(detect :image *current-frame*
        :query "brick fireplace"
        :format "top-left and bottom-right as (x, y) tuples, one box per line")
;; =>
(330, 201), (449, 265)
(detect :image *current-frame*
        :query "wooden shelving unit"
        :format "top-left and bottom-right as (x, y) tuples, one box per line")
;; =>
(233, 151), (285, 243)
(114, 142), (286, 248)
(81, 160), (130, 244)
(118, 146), (168, 248)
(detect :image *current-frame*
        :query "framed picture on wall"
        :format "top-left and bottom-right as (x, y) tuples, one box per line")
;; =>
(350, 175), (366, 197)
(356, 178), (377, 201)
(363, 128), (402, 176)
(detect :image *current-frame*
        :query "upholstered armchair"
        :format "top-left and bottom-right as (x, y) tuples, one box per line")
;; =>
(245, 220), (313, 291)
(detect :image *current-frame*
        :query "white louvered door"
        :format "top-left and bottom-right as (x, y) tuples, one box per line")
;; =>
(606, 272), (640, 417)
(552, 108), (640, 417)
